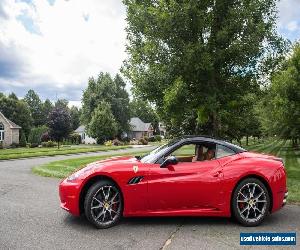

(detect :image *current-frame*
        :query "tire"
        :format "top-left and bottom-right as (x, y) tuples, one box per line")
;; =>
(84, 180), (123, 229)
(232, 178), (270, 227)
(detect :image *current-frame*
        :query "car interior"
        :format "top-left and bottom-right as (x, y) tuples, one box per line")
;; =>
(170, 143), (216, 163)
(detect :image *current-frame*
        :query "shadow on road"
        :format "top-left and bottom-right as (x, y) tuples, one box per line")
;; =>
(62, 212), (284, 230)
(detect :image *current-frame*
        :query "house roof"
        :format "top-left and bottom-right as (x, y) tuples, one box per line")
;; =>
(129, 117), (152, 132)
(0, 112), (21, 129)
(75, 125), (85, 133)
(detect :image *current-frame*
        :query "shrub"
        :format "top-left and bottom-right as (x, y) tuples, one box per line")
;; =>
(28, 126), (48, 145)
(41, 141), (58, 147)
(148, 136), (155, 142)
(129, 139), (138, 145)
(104, 140), (113, 146)
(154, 135), (162, 142)
(68, 132), (81, 145)
(139, 137), (148, 145)
(41, 132), (51, 142)
(112, 138), (124, 146)
(10, 142), (19, 148)
(29, 143), (39, 148)
(19, 131), (27, 147)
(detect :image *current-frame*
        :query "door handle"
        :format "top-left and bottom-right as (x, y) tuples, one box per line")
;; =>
(213, 170), (223, 177)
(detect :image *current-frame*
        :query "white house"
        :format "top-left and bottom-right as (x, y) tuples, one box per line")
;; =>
(75, 125), (97, 144)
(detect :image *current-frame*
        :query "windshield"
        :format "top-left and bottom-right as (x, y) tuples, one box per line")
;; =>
(140, 138), (180, 163)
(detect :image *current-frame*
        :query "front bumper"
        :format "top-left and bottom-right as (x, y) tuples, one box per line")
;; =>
(59, 179), (82, 216)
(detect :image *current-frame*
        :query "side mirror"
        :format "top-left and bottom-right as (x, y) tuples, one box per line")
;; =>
(160, 156), (178, 168)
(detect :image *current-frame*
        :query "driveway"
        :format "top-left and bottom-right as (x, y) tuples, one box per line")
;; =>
(0, 147), (299, 250)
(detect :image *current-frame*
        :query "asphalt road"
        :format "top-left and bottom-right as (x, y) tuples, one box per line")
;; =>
(0, 147), (299, 250)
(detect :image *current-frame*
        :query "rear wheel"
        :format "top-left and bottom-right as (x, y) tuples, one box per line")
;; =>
(232, 178), (270, 226)
(84, 180), (123, 229)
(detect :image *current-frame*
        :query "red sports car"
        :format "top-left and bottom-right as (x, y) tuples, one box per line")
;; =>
(59, 136), (287, 229)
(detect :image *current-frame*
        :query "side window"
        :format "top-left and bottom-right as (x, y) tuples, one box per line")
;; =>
(165, 142), (217, 163)
(172, 144), (196, 159)
(216, 144), (235, 159)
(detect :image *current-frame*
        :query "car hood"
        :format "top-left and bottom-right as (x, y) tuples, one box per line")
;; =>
(86, 156), (139, 169)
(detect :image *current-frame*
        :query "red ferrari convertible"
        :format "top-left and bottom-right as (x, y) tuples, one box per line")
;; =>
(59, 136), (287, 229)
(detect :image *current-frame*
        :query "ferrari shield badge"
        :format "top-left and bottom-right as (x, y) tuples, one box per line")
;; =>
(133, 165), (138, 173)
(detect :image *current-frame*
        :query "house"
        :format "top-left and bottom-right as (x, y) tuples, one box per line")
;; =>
(128, 117), (153, 140)
(0, 112), (21, 147)
(75, 117), (153, 144)
(75, 125), (97, 144)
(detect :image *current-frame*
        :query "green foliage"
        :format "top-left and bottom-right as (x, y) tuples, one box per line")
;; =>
(55, 99), (69, 109)
(87, 102), (118, 144)
(24, 90), (45, 127)
(259, 43), (300, 144)
(19, 131), (27, 147)
(0, 94), (33, 137)
(122, 0), (288, 139)
(28, 126), (48, 145)
(70, 106), (81, 131)
(81, 73), (130, 136)
(139, 137), (148, 145)
(42, 99), (53, 122)
(68, 132), (81, 144)
(129, 97), (159, 133)
(154, 135), (162, 142)
(41, 140), (58, 147)
(47, 105), (72, 148)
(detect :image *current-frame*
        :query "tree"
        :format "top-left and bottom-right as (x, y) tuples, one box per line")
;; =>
(47, 105), (71, 148)
(129, 97), (159, 133)
(55, 99), (69, 109)
(24, 90), (44, 127)
(112, 74), (131, 133)
(259, 43), (300, 145)
(8, 92), (18, 100)
(28, 126), (48, 145)
(81, 73), (130, 136)
(19, 130), (27, 147)
(122, 0), (288, 138)
(87, 102), (117, 144)
(70, 106), (81, 130)
(0, 94), (33, 137)
(42, 99), (53, 123)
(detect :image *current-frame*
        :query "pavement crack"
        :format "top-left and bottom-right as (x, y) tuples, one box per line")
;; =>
(160, 221), (184, 250)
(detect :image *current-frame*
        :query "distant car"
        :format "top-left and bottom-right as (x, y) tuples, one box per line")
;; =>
(59, 136), (287, 229)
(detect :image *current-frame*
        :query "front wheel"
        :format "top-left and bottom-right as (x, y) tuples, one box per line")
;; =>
(84, 180), (123, 229)
(232, 178), (270, 226)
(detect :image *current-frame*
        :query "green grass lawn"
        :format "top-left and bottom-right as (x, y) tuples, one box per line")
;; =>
(0, 145), (131, 160)
(243, 139), (300, 202)
(32, 150), (151, 178)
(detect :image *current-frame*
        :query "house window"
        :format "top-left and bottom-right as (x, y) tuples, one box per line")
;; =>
(0, 122), (4, 141)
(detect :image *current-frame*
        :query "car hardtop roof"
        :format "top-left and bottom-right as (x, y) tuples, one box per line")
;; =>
(176, 135), (246, 153)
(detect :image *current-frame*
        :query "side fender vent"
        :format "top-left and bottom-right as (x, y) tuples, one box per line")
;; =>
(128, 176), (144, 185)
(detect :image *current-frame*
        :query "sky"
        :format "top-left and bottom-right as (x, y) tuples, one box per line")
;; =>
(0, 0), (299, 107)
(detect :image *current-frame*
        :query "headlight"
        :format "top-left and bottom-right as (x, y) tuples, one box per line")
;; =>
(67, 172), (81, 181)
(66, 165), (95, 182)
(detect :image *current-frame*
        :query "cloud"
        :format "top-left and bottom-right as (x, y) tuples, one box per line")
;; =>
(277, 0), (300, 41)
(0, 0), (299, 103)
(0, 0), (126, 102)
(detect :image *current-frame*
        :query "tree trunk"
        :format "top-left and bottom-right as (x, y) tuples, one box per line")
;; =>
(246, 135), (249, 146)
(57, 140), (60, 149)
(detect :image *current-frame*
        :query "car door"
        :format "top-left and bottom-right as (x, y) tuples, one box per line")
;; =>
(147, 142), (224, 212)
